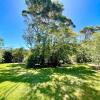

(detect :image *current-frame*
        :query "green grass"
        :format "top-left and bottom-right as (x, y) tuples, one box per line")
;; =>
(0, 63), (100, 100)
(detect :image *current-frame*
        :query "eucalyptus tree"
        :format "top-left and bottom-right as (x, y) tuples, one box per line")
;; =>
(80, 26), (100, 41)
(80, 26), (95, 41)
(22, 0), (75, 66)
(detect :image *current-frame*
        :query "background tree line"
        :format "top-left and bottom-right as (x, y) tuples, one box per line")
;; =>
(0, 47), (28, 64)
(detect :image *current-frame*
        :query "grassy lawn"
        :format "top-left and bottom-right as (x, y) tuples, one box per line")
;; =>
(0, 63), (100, 100)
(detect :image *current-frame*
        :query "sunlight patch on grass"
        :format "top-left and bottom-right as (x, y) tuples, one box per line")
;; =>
(6, 83), (29, 100)
(0, 63), (100, 100)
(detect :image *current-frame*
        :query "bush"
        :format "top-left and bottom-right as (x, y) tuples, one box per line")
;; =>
(26, 53), (35, 68)
(3, 51), (13, 63)
(47, 52), (61, 67)
(26, 52), (44, 68)
(26, 51), (61, 68)
(76, 49), (92, 63)
(13, 54), (24, 63)
(12, 49), (24, 63)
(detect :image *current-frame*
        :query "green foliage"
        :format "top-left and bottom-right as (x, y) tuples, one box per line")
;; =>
(26, 52), (35, 68)
(76, 54), (92, 63)
(92, 32), (100, 66)
(12, 48), (25, 63)
(26, 51), (44, 68)
(76, 48), (92, 63)
(2, 50), (13, 63)
(22, 0), (76, 67)
(22, 1), (100, 67)
(80, 26), (100, 40)
(48, 51), (60, 66)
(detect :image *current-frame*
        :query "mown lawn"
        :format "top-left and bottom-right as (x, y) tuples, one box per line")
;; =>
(0, 63), (100, 100)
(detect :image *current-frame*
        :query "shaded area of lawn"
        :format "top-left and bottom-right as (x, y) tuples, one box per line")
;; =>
(0, 64), (96, 83)
(0, 63), (100, 100)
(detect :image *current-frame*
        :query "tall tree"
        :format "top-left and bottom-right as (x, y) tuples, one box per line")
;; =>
(80, 26), (100, 40)
(80, 26), (95, 40)
(22, 0), (75, 66)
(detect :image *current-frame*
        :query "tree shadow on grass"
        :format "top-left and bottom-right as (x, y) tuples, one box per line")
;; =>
(0, 68), (53, 84)
(53, 66), (96, 79)
(22, 76), (100, 100)
(5, 63), (97, 79)
(80, 83), (100, 100)
(0, 64), (96, 83)
(0, 64), (99, 100)
(0, 64), (54, 99)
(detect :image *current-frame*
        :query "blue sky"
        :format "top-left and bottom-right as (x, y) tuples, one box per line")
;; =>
(61, 0), (100, 31)
(0, 0), (100, 48)
(0, 0), (26, 48)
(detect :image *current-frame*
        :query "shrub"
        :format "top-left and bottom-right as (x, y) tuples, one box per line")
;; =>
(76, 49), (92, 63)
(47, 52), (61, 67)
(26, 51), (44, 68)
(12, 48), (24, 63)
(3, 51), (13, 63)
(26, 52), (35, 68)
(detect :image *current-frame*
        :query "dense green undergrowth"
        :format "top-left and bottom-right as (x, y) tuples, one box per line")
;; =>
(0, 63), (100, 100)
